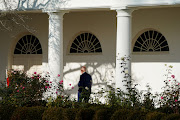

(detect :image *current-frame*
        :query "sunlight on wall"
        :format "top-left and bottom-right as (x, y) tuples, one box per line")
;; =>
(27, 65), (42, 75)
(63, 62), (115, 101)
(12, 65), (24, 71)
(132, 62), (180, 94)
(63, 62), (180, 101)
(12, 65), (42, 75)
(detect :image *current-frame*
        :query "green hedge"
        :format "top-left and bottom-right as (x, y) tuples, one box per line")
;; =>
(42, 107), (64, 120)
(128, 110), (147, 120)
(94, 108), (114, 120)
(11, 106), (45, 120)
(0, 104), (16, 120)
(165, 113), (180, 120)
(110, 109), (132, 120)
(75, 108), (95, 120)
(1, 104), (180, 120)
(157, 106), (174, 114)
(63, 108), (78, 120)
(145, 111), (166, 120)
(110, 109), (147, 120)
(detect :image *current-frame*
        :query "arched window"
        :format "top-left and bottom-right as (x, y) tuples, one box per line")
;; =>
(70, 33), (102, 53)
(14, 35), (42, 54)
(133, 30), (169, 52)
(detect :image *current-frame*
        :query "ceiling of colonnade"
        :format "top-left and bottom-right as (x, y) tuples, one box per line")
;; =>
(0, 0), (180, 12)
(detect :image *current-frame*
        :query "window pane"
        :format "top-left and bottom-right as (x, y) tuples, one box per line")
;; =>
(14, 35), (42, 54)
(70, 33), (102, 54)
(133, 30), (169, 52)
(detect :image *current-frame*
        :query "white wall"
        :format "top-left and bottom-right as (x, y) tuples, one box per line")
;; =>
(0, 13), (48, 82)
(63, 11), (116, 100)
(132, 7), (180, 93)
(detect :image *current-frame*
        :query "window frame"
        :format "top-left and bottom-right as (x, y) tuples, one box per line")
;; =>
(14, 35), (43, 54)
(68, 32), (103, 55)
(132, 29), (170, 55)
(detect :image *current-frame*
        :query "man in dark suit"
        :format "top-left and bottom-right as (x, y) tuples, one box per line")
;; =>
(78, 66), (92, 102)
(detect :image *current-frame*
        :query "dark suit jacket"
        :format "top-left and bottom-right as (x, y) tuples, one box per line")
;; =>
(78, 72), (92, 93)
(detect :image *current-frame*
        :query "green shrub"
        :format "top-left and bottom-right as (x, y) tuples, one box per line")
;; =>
(157, 106), (174, 114)
(11, 106), (45, 120)
(128, 110), (147, 120)
(75, 108), (95, 120)
(53, 95), (74, 108)
(0, 104), (16, 120)
(72, 102), (96, 109)
(25, 100), (47, 107)
(94, 108), (114, 120)
(165, 113), (180, 120)
(42, 107), (64, 120)
(0, 70), (50, 107)
(63, 108), (78, 120)
(110, 109), (131, 120)
(146, 111), (166, 120)
(110, 108), (146, 120)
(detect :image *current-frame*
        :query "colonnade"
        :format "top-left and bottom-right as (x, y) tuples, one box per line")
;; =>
(47, 8), (133, 92)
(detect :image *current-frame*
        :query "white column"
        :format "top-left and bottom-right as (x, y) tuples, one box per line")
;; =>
(115, 8), (133, 92)
(48, 11), (65, 84)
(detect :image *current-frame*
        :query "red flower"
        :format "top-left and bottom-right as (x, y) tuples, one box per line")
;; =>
(69, 84), (71, 86)
(45, 86), (48, 89)
(171, 75), (175, 78)
(34, 72), (37, 74)
(7, 77), (10, 87)
(175, 99), (178, 102)
(17, 90), (19, 92)
(58, 74), (60, 77)
(72, 86), (74, 89)
(161, 96), (163, 99)
(60, 80), (63, 84)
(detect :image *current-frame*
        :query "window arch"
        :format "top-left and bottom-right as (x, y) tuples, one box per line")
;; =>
(70, 32), (102, 53)
(133, 30), (169, 52)
(14, 35), (42, 54)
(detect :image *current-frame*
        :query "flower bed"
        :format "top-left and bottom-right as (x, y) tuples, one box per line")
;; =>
(1, 65), (180, 119)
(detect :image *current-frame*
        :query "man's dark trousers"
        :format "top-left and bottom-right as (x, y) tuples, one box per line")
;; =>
(78, 72), (92, 102)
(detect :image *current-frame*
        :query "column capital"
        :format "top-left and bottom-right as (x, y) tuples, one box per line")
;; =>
(111, 6), (135, 17)
(116, 9), (133, 17)
(44, 10), (69, 20)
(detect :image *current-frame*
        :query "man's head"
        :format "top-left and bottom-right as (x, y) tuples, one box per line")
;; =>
(81, 66), (86, 74)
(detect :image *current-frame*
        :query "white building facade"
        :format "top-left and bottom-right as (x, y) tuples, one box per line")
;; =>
(1, 0), (180, 99)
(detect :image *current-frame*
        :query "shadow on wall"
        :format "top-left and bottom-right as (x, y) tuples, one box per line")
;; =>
(16, 0), (71, 10)
(63, 62), (115, 100)
(12, 54), (43, 75)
